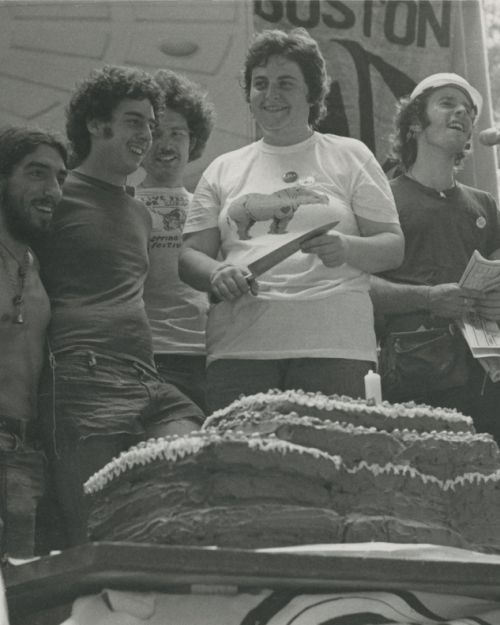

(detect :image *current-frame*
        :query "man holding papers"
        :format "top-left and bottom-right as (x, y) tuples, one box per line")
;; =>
(371, 73), (500, 440)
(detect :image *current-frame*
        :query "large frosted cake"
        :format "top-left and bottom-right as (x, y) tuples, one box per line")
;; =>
(85, 390), (500, 551)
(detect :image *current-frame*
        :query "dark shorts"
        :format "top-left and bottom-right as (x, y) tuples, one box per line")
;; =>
(39, 349), (204, 452)
(37, 349), (204, 547)
(154, 353), (207, 414)
(0, 427), (45, 558)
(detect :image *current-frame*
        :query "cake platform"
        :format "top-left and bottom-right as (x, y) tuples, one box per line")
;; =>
(6, 542), (500, 624)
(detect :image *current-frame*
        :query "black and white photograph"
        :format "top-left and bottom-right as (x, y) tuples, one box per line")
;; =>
(3, 1), (500, 623)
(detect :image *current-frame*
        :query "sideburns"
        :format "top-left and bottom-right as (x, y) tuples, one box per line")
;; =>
(1, 184), (30, 241)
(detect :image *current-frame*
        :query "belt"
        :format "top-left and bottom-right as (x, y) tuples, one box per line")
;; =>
(50, 349), (158, 377)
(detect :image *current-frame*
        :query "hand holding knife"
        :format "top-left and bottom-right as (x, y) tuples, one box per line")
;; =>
(209, 220), (339, 304)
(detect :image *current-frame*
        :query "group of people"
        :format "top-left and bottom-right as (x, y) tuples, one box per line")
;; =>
(1, 26), (500, 559)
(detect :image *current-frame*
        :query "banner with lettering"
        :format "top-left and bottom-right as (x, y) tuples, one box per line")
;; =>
(0, 1), (495, 196)
(254, 0), (498, 199)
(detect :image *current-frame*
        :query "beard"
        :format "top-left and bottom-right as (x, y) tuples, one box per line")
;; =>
(1, 185), (50, 244)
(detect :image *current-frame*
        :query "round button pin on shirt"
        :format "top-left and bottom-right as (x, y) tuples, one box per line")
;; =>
(282, 171), (298, 183)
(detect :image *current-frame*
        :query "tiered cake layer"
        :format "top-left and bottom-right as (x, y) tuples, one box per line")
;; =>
(86, 423), (500, 551)
(203, 410), (499, 481)
(203, 390), (475, 434)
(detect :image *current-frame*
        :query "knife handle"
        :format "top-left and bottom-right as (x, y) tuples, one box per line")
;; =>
(209, 273), (258, 304)
(246, 274), (259, 296)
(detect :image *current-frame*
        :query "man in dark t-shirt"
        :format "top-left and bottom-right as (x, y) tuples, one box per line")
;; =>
(37, 65), (205, 547)
(371, 72), (500, 439)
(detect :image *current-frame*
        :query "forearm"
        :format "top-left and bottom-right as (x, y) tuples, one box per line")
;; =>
(345, 231), (404, 274)
(179, 247), (221, 293)
(370, 275), (430, 314)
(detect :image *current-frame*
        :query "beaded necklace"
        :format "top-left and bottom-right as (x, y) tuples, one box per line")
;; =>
(0, 239), (31, 324)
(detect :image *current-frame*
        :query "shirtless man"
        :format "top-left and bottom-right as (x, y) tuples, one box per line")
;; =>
(0, 126), (67, 558)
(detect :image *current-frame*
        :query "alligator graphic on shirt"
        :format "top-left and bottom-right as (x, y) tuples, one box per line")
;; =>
(227, 186), (329, 240)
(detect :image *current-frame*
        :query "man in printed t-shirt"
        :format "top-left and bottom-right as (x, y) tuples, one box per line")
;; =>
(136, 70), (215, 413)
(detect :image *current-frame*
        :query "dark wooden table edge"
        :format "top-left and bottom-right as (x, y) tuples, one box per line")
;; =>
(5, 542), (500, 619)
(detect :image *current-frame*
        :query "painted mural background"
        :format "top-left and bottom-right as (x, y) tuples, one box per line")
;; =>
(0, 1), (253, 191)
(0, 0), (496, 197)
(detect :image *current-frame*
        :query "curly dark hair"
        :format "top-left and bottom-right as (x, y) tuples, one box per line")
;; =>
(389, 89), (470, 171)
(153, 69), (215, 162)
(242, 28), (330, 128)
(66, 65), (162, 165)
(0, 125), (68, 178)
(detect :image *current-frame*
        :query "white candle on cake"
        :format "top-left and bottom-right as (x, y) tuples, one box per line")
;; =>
(364, 369), (382, 403)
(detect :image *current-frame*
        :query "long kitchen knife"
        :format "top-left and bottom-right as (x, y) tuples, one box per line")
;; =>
(210, 220), (339, 303)
(246, 220), (339, 278)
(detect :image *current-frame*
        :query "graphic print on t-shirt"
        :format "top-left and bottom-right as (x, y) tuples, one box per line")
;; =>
(139, 190), (189, 249)
(227, 185), (328, 240)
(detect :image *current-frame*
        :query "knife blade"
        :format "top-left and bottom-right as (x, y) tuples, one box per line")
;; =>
(209, 220), (339, 303)
(246, 220), (339, 278)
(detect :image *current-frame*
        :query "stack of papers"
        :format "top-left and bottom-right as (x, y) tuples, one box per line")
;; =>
(459, 250), (500, 381)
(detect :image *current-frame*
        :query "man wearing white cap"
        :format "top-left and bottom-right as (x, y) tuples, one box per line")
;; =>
(371, 72), (500, 440)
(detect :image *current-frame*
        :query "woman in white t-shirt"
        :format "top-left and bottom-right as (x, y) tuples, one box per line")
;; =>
(180, 27), (404, 413)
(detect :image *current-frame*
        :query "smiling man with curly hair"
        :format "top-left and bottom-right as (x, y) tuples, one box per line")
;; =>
(137, 70), (215, 413)
(36, 65), (205, 548)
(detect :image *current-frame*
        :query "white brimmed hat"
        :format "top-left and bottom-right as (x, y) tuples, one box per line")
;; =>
(410, 72), (483, 121)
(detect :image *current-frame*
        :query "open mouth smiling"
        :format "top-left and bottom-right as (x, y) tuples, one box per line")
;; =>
(262, 104), (287, 113)
(157, 152), (177, 163)
(33, 201), (54, 214)
(448, 121), (466, 132)
(129, 144), (147, 157)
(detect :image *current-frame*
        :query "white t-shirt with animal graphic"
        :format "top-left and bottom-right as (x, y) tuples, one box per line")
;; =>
(184, 132), (398, 363)
(137, 186), (208, 355)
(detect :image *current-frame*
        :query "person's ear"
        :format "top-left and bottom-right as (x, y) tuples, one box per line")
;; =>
(464, 130), (473, 150)
(406, 123), (422, 141)
(87, 118), (104, 137)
